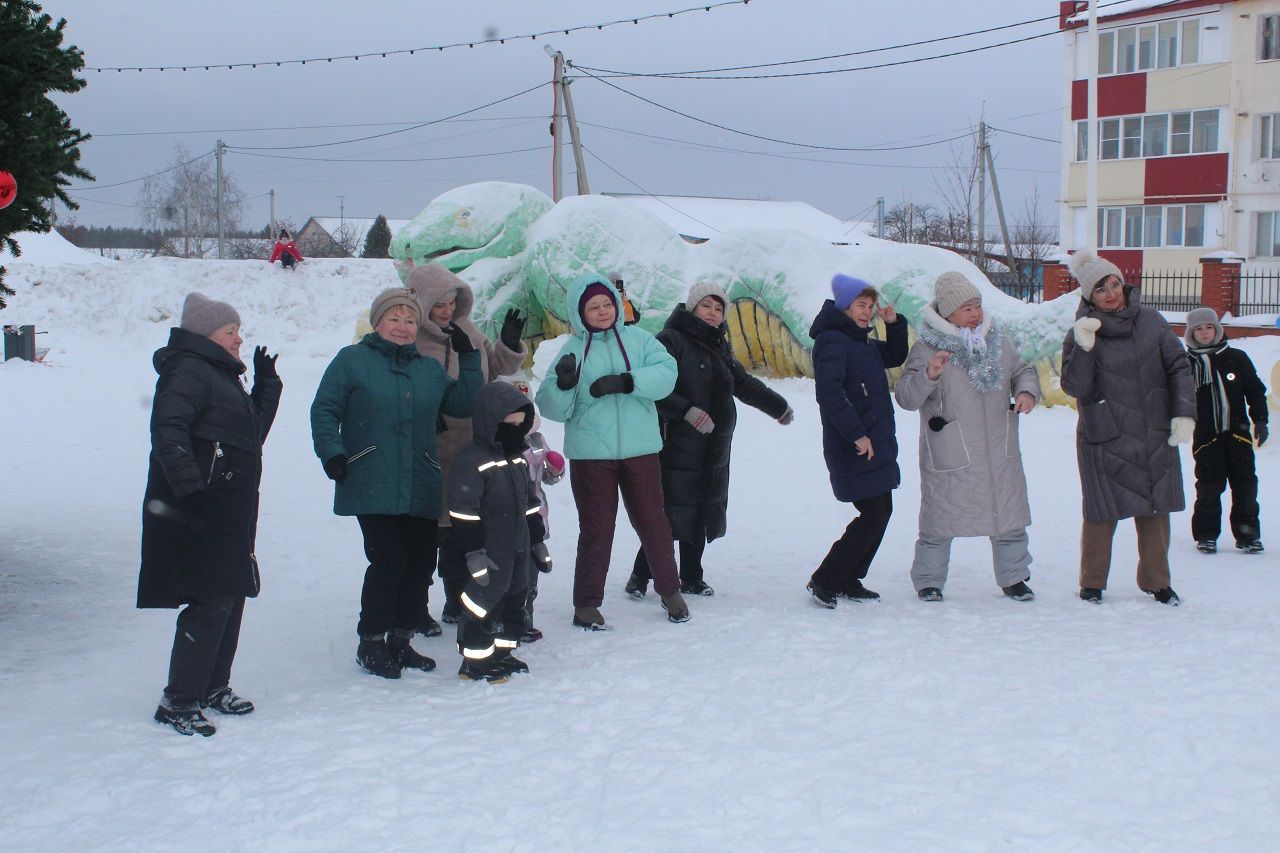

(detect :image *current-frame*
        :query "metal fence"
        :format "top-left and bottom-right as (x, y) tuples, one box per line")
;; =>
(988, 271), (1043, 303)
(1238, 267), (1280, 316)
(1123, 269), (1204, 312)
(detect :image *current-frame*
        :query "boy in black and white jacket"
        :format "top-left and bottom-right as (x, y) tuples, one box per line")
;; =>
(447, 382), (551, 682)
(1184, 307), (1269, 554)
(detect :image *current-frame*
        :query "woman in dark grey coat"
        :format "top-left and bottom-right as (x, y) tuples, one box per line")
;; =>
(1060, 253), (1195, 606)
(139, 293), (281, 736)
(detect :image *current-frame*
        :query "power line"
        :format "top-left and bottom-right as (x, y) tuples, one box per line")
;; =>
(579, 143), (721, 235)
(576, 11), (1058, 77)
(70, 150), (212, 191)
(227, 145), (552, 164)
(89, 116), (549, 138)
(572, 28), (1058, 80)
(988, 126), (1058, 145)
(84, 1), (752, 73)
(228, 83), (548, 151)
(573, 66), (975, 152)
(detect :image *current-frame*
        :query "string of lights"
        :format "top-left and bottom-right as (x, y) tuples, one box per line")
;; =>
(83, 1), (752, 73)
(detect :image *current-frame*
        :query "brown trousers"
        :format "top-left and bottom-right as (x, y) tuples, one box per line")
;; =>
(1079, 514), (1171, 591)
(569, 455), (679, 607)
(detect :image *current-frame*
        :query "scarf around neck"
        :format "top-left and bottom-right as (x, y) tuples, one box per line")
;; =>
(1188, 341), (1230, 433)
(917, 304), (1005, 391)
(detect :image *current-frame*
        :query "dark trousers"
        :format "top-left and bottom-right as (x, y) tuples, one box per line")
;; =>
(281, 252), (296, 269)
(457, 559), (530, 657)
(1192, 432), (1261, 544)
(436, 526), (468, 608)
(569, 455), (679, 607)
(164, 596), (245, 705)
(632, 539), (707, 585)
(811, 492), (893, 590)
(356, 514), (438, 636)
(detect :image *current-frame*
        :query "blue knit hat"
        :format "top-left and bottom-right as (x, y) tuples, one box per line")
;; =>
(831, 274), (874, 310)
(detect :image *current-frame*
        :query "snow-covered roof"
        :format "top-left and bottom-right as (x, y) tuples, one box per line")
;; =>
(603, 194), (872, 244)
(306, 217), (411, 251)
(1065, 1), (1218, 27)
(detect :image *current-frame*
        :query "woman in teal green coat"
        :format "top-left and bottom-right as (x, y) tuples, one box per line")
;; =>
(535, 273), (689, 630)
(311, 287), (482, 678)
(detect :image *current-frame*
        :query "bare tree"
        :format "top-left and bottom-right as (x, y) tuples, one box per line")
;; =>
(1010, 187), (1057, 266)
(931, 136), (984, 270)
(883, 201), (938, 244)
(137, 144), (244, 258)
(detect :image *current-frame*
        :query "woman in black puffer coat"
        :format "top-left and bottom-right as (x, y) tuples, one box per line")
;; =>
(626, 282), (793, 597)
(139, 293), (282, 736)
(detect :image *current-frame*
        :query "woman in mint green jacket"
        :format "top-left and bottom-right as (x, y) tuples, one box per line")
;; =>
(311, 287), (482, 678)
(535, 273), (689, 630)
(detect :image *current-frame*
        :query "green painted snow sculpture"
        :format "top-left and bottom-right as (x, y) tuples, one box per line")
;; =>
(391, 181), (552, 277)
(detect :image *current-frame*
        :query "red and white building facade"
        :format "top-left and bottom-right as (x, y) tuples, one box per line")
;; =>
(1058, 0), (1280, 273)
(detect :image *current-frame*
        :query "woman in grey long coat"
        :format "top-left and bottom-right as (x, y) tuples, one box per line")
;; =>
(895, 272), (1040, 603)
(1061, 252), (1195, 606)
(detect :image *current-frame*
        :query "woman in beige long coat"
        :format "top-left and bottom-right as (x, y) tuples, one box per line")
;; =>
(895, 272), (1040, 603)
(404, 263), (527, 631)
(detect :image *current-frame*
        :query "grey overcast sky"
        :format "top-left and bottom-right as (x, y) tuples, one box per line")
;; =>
(49, 1), (1066, 231)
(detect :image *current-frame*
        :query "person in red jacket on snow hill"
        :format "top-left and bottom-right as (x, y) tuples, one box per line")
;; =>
(268, 229), (304, 270)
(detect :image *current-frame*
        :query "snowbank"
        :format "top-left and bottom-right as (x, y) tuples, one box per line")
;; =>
(0, 229), (116, 266)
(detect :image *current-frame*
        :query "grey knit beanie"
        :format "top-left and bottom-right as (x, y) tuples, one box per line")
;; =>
(370, 287), (421, 328)
(180, 292), (241, 337)
(1185, 306), (1224, 347)
(686, 280), (728, 310)
(934, 271), (982, 319)
(1067, 251), (1125, 302)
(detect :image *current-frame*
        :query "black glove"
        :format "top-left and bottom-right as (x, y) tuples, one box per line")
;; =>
(323, 455), (348, 483)
(446, 323), (476, 355)
(589, 372), (634, 398)
(1256, 423), (1269, 447)
(465, 550), (499, 587)
(532, 541), (553, 573)
(499, 308), (526, 351)
(555, 353), (578, 390)
(253, 345), (279, 379)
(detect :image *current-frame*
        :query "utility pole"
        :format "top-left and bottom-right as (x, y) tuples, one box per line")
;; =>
(976, 120), (986, 271)
(544, 45), (565, 202)
(215, 139), (225, 260)
(562, 76), (590, 195)
(269, 189), (276, 240)
(983, 139), (1021, 291)
(876, 196), (885, 239)
(339, 195), (345, 226)
(183, 205), (190, 259)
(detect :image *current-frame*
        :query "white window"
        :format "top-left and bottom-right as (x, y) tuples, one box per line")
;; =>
(1261, 14), (1280, 61)
(1191, 110), (1218, 153)
(1171, 111), (1192, 155)
(1143, 113), (1168, 157)
(1257, 212), (1279, 257)
(1122, 117), (1143, 158)
(1101, 118), (1121, 160)
(1260, 113), (1280, 160)
(1076, 120), (1088, 161)
(1097, 204), (1207, 248)
(1099, 18), (1202, 75)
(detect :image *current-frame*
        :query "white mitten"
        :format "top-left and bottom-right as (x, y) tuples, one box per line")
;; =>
(1168, 416), (1195, 446)
(1072, 317), (1101, 352)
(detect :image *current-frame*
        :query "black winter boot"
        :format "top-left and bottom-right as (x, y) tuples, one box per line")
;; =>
(203, 686), (254, 715)
(917, 587), (944, 602)
(388, 629), (436, 672)
(416, 611), (443, 638)
(155, 700), (216, 737)
(1080, 587), (1103, 603)
(357, 634), (402, 679)
(842, 579), (880, 601)
(806, 580), (839, 608)
(1196, 539), (1217, 554)
(1143, 587), (1181, 606)
(1002, 581), (1035, 602)
(495, 649), (530, 676)
(681, 579), (715, 596)
(458, 655), (510, 683)
(625, 572), (649, 600)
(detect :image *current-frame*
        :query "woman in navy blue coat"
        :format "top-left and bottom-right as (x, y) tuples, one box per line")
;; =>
(806, 275), (907, 607)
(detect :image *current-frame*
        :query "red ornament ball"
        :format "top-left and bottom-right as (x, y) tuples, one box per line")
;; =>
(0, 171), (16, 209)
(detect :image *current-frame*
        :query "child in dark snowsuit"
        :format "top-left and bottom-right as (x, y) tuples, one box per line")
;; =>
(1185, 306), (1269, 554)
(447, 381), (549, 682)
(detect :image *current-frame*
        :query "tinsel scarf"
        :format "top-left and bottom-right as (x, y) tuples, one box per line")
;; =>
(917, 317), (1005, 391)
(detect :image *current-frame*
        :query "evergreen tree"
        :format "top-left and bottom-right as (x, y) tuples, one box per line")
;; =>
(0, 2), (92, 308)
(361, 214), (392, 259)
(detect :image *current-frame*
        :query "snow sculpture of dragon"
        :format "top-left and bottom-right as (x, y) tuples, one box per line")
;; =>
(391, 181), (1079, 405)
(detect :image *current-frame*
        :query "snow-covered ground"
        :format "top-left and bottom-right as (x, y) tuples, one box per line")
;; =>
(1, 256), (1278, 850)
